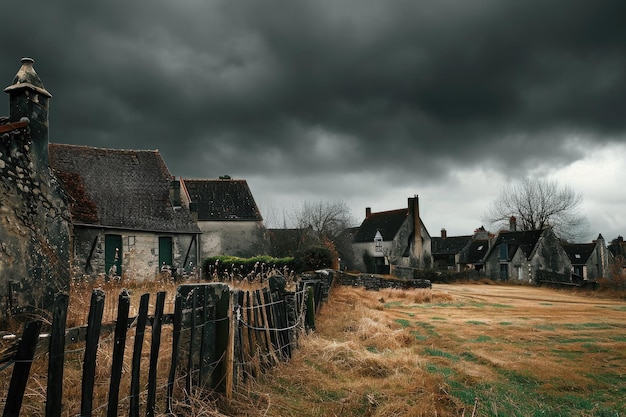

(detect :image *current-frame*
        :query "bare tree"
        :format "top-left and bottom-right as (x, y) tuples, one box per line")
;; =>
(291, 200), (356, 242)
(483, 178), (590, 242)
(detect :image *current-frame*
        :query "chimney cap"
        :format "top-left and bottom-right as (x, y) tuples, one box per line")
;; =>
(4, 57), (52, 97)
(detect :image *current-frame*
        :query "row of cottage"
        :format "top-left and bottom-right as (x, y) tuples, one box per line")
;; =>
(351, 196), (618, 284)
(0, 58), (622, 318)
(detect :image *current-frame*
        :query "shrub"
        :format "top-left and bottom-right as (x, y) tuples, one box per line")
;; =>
(293, 246), (333, 272)
(202, 255), (294, 280)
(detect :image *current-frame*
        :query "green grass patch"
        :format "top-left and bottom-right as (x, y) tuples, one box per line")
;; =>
(366, 346), (379, 354)
(539, 302), (553, 306)
(597, 305), (626, 311)
(466, 320), (488, 325)
(394, 318), (411, 328)
(535, 324), (556, 331)
(423, 347), (459, 362)
(610, 335), (626, 342)
(582, 343), (610, 353)
(410, 331), (428, 341)
(460, 351), (479, 362)
(551, 349), (585, 359)
(383, 301), (403, 308)
(471, 335), (492, 342)
(431, 316), (447, 320)
(499, 321), (513, 325)
(424, 363), (455, 377)
(563, 322), (614, 330)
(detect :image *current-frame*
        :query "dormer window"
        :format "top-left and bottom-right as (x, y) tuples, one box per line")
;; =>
(374, 231), (383, 252)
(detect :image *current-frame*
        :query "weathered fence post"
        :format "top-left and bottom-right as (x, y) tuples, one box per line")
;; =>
(146, 291), (166, 417)
(107, 289), (130, 417)
(2, 320), (42, 417)
(306, 285), (316, 332)
(46, 293), (69, 417)
(186, 287), (198, 394)
(225, 289), (237, 401)
(80, 288), (105, 417)
(166, 292), (183, 413)
(129, 293), (149, 417)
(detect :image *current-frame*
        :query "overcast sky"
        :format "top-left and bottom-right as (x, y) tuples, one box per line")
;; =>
(2, 0), (626, 242)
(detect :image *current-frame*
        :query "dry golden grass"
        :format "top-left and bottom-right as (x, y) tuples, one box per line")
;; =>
(231, 283), (626, 416)
(2, 279), (626, 416)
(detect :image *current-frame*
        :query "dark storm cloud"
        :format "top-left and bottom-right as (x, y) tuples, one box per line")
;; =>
(2, 0), (626, 181)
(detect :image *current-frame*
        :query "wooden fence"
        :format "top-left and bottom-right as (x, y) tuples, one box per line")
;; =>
(0, 275), (328, 416)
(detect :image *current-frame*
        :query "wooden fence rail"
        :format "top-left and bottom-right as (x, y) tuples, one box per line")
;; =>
(0, 275), (329, 416)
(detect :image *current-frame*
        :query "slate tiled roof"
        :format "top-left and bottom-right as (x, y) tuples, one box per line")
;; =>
(431, 235), (472, 255)
(487, 229), (543, 261)
(463, 240), (490, 264)
(49, 144), (200, 233)
(562, 243), (596, 265)
(353, 209), (408, 243)
(183, 179), (262, 221)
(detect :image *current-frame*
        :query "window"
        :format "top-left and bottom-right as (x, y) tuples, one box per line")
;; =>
(374, 231), (383, 253)
(499, 243), (508, 260)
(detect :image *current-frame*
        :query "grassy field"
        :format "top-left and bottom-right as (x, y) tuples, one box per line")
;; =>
(2, 280), (625, 416)
(231, 282), (626, 417)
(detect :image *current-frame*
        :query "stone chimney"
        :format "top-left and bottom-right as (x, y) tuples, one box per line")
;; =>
(441, 228), (447, 238)
(4, 58), (52, 171)
(509, 216), (517, 232)
(595, 233), (609, 279)
(365, 207), (371, 218)
(408, 195), (423, 263)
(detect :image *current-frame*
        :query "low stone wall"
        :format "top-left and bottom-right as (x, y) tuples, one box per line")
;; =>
(336, 271), (431, 291)
(390, 265), (416, 280)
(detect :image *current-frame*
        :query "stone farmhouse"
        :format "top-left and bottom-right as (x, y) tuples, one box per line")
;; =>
(49, 144), (202, 281)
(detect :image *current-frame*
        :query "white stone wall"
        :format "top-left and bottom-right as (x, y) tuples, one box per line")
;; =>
(198, 220), (270, 259)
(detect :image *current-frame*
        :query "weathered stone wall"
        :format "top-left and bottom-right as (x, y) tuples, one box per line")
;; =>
(0, 123), (70, 317)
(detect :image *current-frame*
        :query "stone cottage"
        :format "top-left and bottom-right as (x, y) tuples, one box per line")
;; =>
(352, 195), (432, 275)
(182, 178), (269, 258)
(562, 234), (610, 282)
(431, 226), (491, 272)
(0, 58), (71, 318)
(483, 217), (571, 282)
(49, 145), (201, 280)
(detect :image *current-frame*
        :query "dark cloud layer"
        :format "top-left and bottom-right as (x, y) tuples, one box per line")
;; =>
(2, 0), (626, 234)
